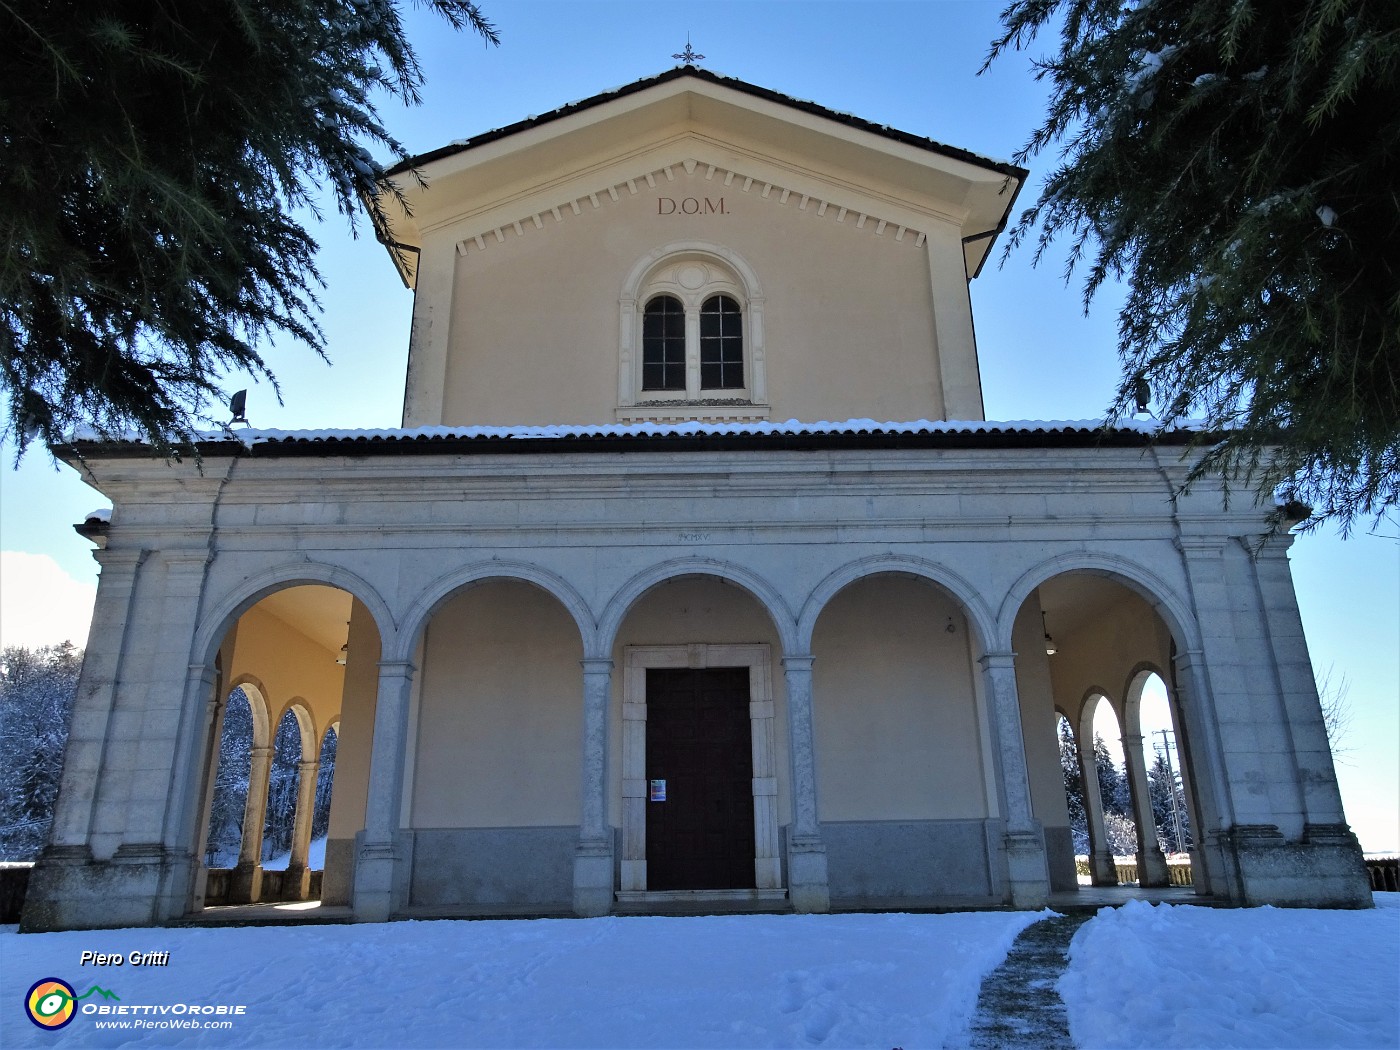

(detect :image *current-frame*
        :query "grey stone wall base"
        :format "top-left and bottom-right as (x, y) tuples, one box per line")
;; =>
(1227, 824), (1373, 908)
(409, 827), (574, 911)
(1042, 825), (1077, 892)
(786, 837), (830, 913)
(21, 847), (166, 932)
(573, 838), (615, 917)
(823, 819), (993, 904)
(320, 837), (356, 906)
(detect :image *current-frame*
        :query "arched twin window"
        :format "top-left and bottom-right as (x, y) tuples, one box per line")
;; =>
(642, 294), (744, 392)
(619, 245), (767, 421)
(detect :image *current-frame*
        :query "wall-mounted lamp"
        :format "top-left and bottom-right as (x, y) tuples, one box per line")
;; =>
(1042, 612), (1058, 656)
(335, 643), (348, 666)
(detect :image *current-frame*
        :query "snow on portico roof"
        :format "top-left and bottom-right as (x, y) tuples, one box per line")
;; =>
(389, 66), (1027, 182)
(63, 418), (1210, 458)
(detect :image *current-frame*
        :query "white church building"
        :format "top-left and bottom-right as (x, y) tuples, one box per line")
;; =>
(23, 67), (1371, 930)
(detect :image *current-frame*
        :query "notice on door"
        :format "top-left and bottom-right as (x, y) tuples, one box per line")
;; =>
(649, 779), (667, 802)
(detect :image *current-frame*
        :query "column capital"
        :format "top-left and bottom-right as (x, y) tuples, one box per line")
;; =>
(580, 657), (614, 674)
(249, 746), (274, 760)
(978, 650), (1017, 670)
(297, 758), (319, 771)
(782, 654), (815, 672)
(187, 664), (218, 688)
(1174, 536), (1225, 557)
(375, 659), (416, 678)
(93, 547), (149, 571)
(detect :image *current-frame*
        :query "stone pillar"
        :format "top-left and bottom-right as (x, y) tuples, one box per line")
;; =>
(283, 758), (320, 900)
(156, 664), (220, 919)
(1076, 722), (1117, 886)
(41, 549), (147, 853)
(573, 658), (614, 917)
(979, 652), (1049, 908)
(352, 660), (416, 921)
(1170, 648), (1237, 900)
(228, 745), (273, 904)
(1122, 732), (1171, 886)
(782, 655), (829, 913)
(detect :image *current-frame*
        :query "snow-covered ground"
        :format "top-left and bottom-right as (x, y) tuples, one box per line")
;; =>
(2, 911), (1038, 1048)
(1061, 896), (1400, 1049)
(258, 836), (326, 872)
(3, 898), (1395, 1048)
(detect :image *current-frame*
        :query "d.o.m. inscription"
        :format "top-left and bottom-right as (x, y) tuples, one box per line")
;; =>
(658, 197), (727, 215)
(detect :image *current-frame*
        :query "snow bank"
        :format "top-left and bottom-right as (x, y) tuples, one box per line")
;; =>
(1060, 898), (1400, 1049)
(2, 911), (1040, 1048)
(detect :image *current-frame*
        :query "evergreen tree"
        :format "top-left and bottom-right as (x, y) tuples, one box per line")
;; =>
(1147, 748), (1192, 853)
(2, 1), (497, 455)
(311, 728), (338, 843)
(0, 643), (82, 859)
(206, 688), (254, 867)
(262, 710), (303, 861)
(985, 0), (1400, 531)
(1092, 732), (1132, 817)
(1057, 716), (1089, 853)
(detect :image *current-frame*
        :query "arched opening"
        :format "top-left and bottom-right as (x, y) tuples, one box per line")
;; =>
(191, 583), (382, 911)
(404, 577), (586, 913)
(1130, 670), (1194, 882)
(204, 685), (260, 869)
(809, 572), (995, 906)
(309, 724), (339, 870)
(1013, 570), (1208, 895)
(609, 572), (790, 898)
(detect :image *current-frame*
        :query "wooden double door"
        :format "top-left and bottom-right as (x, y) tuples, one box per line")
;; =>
(644, 667), (756, 890)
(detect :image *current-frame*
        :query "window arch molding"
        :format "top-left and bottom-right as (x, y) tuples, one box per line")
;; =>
(618, 241), (768, 421)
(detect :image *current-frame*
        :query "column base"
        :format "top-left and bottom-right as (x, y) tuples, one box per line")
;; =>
(352, 832), (409, 922)
(1224, 823), (1372, 907)
(1089, 849), (1119, 886)
(1136, 845), (1171, 888)
(1004, 828), (1050, 909)
(282, 864), (313, 901)
(786, 835), (830, 913)
(227, 860), (264, 905)
(20, 844), (169, 931)
(572, 838), (615, 918)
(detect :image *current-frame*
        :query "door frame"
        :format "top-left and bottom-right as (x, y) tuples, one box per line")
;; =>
(620, 644), (781, 892)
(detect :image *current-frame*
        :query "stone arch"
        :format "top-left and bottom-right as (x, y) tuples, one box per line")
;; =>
(392, 560), (594, 663)
(596, 557), (797, 656)
(797, 554), (997, 654)
(193, 562), (396, 672)
(1077, 687), (1118, 736)
(1122, 662), (1172, 738)
(225, 676), (272, 749)
(994, 552), (1200, 654)
(272, 698), (318, 762)
(622, 240), (764, 303)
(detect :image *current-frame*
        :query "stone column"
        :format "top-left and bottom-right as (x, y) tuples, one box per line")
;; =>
(157, 664), (221, 919)
(228, 745), (273, 904)
(782, 655), (829, 913)
(979, 652), (1049, 908)
(1170, 647), (1237, 900)
(42, 549), (147, 854)
(1122, 732), (1171, 886)
(284, 758), (320, 900)
(573, 658), (614, 917)
(352, 660), (415, 921)
(1076, 722), (1117, 886)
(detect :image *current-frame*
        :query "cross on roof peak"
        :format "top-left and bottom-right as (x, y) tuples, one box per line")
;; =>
(672, 35), (704, 66)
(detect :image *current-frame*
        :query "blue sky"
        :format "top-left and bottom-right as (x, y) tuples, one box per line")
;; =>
(1, 1), (1394, 852)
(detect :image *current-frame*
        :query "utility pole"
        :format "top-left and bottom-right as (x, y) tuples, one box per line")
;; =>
(1154, 728), (1187, 853)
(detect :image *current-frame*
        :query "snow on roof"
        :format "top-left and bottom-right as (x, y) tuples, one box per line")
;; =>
(68, 417), (1206, 450)
(83, 507), (113, 522)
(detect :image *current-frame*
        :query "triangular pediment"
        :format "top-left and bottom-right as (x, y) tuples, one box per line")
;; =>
(380, 68), (1025, 284)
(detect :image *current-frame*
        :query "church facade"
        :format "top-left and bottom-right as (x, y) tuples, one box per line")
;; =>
(23, 68), (1370, 930)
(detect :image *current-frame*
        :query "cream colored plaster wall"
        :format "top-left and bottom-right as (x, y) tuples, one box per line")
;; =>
(326, 599), (381, 841)
(1046, 589), (1175, 727)
(411, 581), (584, 828)
(1012, 598), (1071, 828)
(608, 576), (791, 827)
(225, 604), (345, 741)
(811, 576), (987, 821)
(432, 171), (948, 426)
